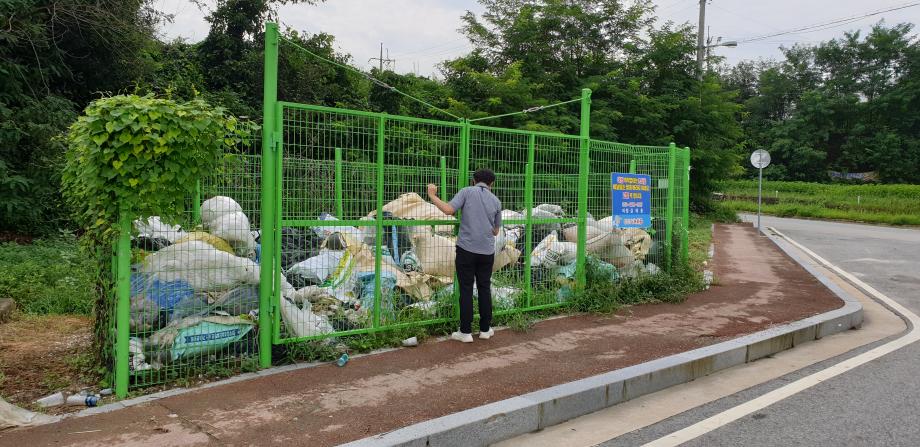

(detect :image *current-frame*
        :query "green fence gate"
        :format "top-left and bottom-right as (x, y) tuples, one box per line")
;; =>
(111, 22), (690, 397)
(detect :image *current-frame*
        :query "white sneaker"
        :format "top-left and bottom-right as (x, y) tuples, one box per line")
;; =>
(479, 328), (495, 340)
(451, 331), (474, 343)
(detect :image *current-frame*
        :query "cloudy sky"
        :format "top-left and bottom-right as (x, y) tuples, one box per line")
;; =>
(153, 0), (920, 77)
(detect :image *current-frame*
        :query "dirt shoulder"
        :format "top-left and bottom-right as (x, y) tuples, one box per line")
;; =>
(0, 315), (95, 413)
(1, 223), (843, 446)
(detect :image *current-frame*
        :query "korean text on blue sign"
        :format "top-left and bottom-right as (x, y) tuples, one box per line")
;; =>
(611, 173), (652, 229)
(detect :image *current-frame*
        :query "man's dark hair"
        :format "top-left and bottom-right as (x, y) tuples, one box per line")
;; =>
(473, 169), (496, 185)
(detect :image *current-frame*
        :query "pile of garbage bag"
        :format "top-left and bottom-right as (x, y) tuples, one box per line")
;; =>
(127, 193), (661, 366)
(128, 196), (331, 370)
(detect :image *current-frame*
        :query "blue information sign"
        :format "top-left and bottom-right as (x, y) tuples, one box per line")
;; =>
(611, 172), (652, 229)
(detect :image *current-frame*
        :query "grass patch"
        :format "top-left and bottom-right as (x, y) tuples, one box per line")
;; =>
(688, 214), (715, 270)
(496, 311), (537, 333)
(0, 235), (96, 315)
(718, 180), (920, 226)
(566, 264), (705, 314)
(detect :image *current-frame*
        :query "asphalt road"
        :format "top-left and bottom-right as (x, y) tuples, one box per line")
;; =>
(597, 215), (920, 447)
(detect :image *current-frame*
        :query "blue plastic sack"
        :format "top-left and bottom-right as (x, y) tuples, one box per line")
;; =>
(356, 270), (397, 312)
(130, 272), (194, 312)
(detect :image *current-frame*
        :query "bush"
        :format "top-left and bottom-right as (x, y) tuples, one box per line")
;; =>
(0, 236), (95, 315)
(62, 94), (245, 244)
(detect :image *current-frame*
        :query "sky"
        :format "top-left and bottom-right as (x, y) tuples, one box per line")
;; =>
(153, 0), (920, 77)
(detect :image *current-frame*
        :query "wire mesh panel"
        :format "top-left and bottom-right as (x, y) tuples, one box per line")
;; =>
(275, 104), (462, 343)
(466, 126), (530, 312)
(588, 140), (672, 280)
(530, 133), (582, 306)
(127, 130), (263, 389)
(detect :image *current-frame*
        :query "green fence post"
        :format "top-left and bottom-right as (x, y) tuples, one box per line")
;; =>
(193, 179), (202, 225)
(257, 21), (279, 368)
(374, 115), (386, 329)
(665, 142), (677, 271)
(440, 156), (447, 200)
(629, 159), (637, 174)
(273, 104), (283, 343)
(114, 211), (131, 398)
(576, 88), (592, 289)
(453, 119), (470, 320)
(458, 120), (471, 188)
(335, 147), (344, 218)
(524, 134), (535, 306)
(681, 147), (691, 265)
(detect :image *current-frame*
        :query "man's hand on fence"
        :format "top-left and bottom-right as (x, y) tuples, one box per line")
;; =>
(427, 183), (439, 199)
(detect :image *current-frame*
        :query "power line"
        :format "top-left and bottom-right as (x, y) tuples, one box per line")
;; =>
(734, 2), (920, 44)
(278, 36), (461, 120)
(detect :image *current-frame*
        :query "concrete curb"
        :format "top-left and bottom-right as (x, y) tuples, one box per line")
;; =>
(342, 227), (864, 447)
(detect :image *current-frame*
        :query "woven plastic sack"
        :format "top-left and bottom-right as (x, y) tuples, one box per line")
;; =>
(411, 232), (456, 277)
(148, 315), (254, 361)
(174, 231), (235, 255)
(378, 193), (455, 234)
(531, 231), (576, 268)
(130, 271), (194, 311)
(493, 245), (521, 272)
(622, 228), (652, 259)
(561, 223), (606, 243)
(141, 241), (260, 292)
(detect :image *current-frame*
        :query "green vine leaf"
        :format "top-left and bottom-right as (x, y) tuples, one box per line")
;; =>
(62, 95), (250, 246)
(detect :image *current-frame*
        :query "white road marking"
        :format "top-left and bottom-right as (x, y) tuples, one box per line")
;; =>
(844, 258), (906, 264)
(641, 227), (920, 447)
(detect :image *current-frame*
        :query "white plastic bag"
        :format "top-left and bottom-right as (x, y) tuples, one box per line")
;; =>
(501, 210), (525, 229)
(504, 227), (523, 247)
(200, 196), (243, 228)
(535, 203), (565, 216)
(142, 241), (260, 291)
(286, 250), (346, 284)
(493, 227), (507, 254)
(279, 296), (334, 338)
(134, 216), (187, 243)
(590, 233), (634, 268)
(2, 397), (58, 429)
(208, 212), (257, 258)
(531, 231), (577, 268)
(312, 213), (364, 242)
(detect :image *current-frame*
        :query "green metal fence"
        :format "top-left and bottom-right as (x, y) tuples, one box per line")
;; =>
(110, 22), (690, 397)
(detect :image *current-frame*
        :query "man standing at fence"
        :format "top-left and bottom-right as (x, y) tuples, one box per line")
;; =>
(428, 169), (502, 343)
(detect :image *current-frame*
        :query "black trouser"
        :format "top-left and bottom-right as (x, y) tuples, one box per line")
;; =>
(456, 246), (494, 334)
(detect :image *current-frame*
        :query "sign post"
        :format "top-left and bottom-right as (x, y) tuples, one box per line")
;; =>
(611, 172), (652, 229)
(750, 149), (771, 229)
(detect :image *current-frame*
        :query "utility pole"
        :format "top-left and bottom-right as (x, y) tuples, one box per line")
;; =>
(696, 0), (707, 81)
(369, 42), (395, 72)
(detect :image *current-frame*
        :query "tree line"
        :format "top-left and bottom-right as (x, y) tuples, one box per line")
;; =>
(2, 0), (917, 235)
